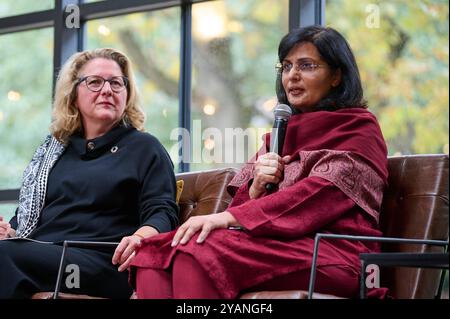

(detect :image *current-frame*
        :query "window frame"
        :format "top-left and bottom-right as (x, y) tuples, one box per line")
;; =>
(0, 0), (321, 203)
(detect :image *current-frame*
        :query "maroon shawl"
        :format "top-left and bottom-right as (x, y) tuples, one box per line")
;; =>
(228, 108), (388, 223)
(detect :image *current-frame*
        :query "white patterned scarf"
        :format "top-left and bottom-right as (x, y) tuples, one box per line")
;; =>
(15, 135), (66, 238)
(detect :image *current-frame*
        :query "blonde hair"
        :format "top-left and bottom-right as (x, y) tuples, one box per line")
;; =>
(50, 48), (145, 144)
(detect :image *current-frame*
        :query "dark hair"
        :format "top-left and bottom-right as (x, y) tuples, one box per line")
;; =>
(276, 25), (367, 111)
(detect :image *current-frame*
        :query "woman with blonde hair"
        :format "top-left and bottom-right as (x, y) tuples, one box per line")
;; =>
(0, 48), (179, 298)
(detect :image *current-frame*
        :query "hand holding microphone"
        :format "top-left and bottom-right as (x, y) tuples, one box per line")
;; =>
(249, 104), (292, 199)
(265, 104), (292, 191)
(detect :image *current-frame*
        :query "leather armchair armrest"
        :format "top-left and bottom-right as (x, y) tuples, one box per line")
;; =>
(358, 251), (449, 298)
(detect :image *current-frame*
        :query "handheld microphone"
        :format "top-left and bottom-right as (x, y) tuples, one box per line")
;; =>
(265, 104), (292, 191)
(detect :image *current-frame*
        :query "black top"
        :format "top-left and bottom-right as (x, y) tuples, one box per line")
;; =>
(11, 125), (179, 243)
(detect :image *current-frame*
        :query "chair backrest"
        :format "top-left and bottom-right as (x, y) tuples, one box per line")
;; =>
(176, 167), (238, 223)
(380, 154), (449, 298)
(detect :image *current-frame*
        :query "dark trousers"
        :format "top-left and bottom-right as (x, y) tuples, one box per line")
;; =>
(0, 239), (132, 299)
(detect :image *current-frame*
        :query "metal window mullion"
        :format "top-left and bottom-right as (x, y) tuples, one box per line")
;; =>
(79, 0), (181, 21)
(0, 189), (20, 203)
(178, 2), (192, 173)
(0, 10), (54, 35)
(289, 0), (325, 30)
(53, 0), (82, 95)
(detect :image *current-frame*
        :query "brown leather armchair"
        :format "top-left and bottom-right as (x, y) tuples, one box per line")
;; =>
(376, 154), (449, 298)
(33, 154), (449, 299)
(241, 154), (449, 299)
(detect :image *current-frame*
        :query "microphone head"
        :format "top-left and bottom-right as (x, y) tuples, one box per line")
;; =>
(273, 103), (292, 120)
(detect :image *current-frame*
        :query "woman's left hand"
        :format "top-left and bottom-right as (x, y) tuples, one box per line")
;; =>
(113, 226), (159, 272)
(113, 234), (143, 272)
(171, 211), (238, 246)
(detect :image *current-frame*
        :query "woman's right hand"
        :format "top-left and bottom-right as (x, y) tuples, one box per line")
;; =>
(249, 152), (291, 199)
(0, 216), (13, 240)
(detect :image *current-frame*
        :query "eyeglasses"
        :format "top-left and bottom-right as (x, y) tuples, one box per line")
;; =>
(276, 61), (328, 74)
(77, 75), (128, 93)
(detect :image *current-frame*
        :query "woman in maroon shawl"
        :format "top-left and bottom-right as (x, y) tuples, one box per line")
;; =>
(128, 26), (389, 299)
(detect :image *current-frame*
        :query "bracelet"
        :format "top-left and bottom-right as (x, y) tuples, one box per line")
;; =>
(133, 233), (145, 240)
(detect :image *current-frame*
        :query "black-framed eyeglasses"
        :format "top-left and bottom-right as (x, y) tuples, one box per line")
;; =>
(77, 75), (128, 93)
(275, 61), (328, 74)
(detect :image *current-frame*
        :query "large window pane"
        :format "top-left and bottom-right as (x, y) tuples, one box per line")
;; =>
(326, 0), (449, 156)
(0, 28), (53, 189)
(191, 0), (289, 170)
(0, 1), (53, 18)
(85, 9), (180, 164)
